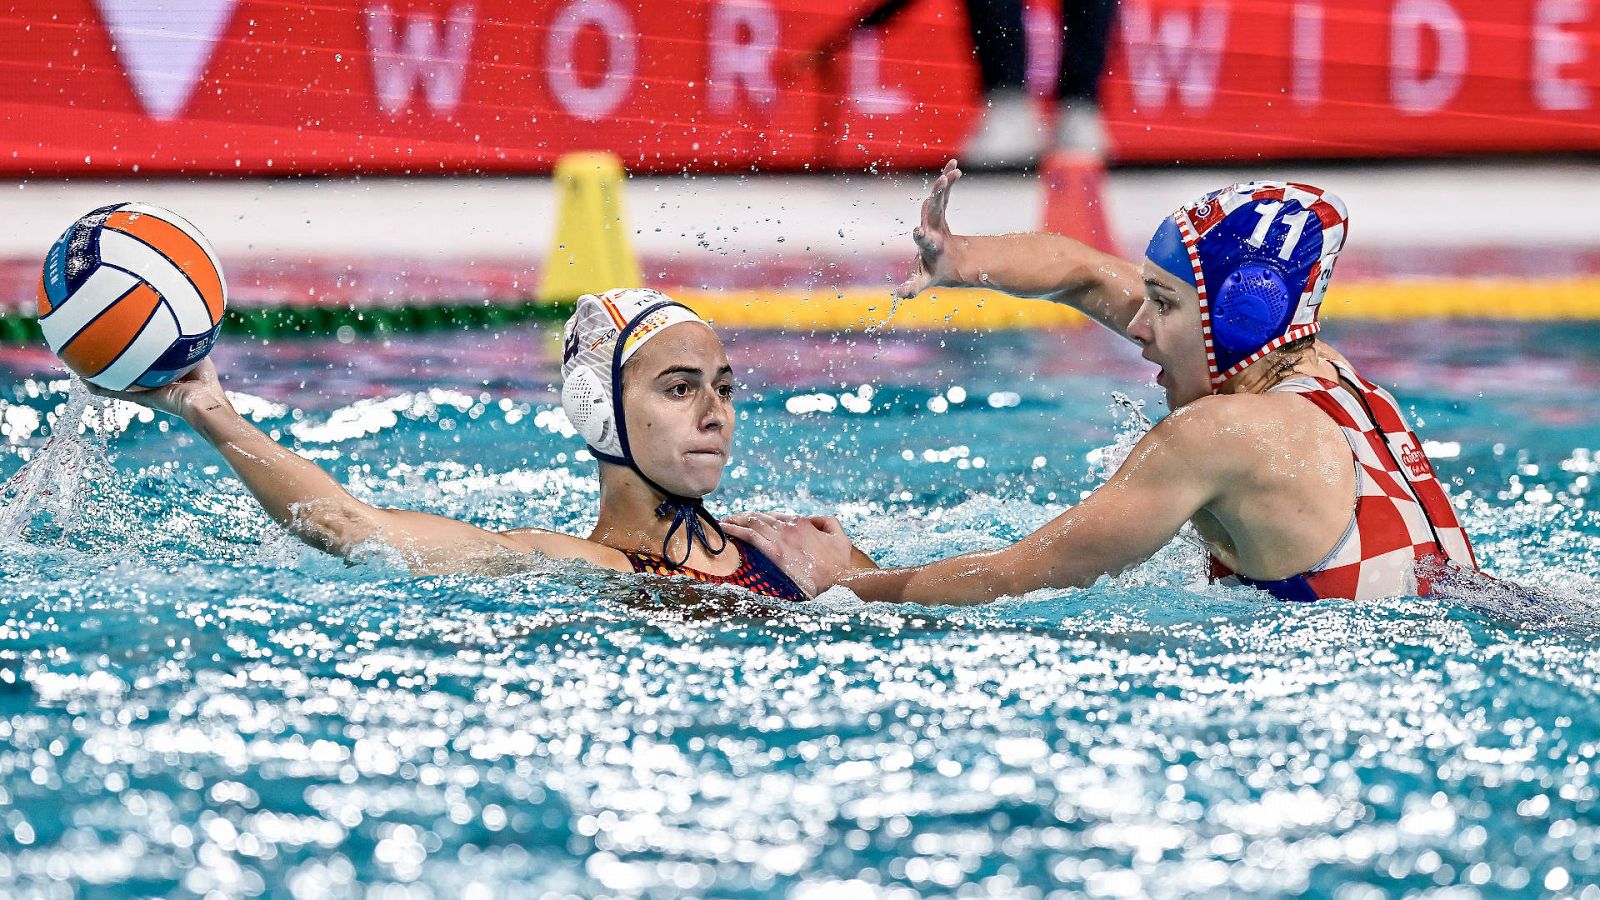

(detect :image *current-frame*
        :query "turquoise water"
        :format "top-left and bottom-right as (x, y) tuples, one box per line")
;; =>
(1, 321), (1598, 898)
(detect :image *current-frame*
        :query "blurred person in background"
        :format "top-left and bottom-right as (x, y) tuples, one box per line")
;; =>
(962, 0), (1118, 167)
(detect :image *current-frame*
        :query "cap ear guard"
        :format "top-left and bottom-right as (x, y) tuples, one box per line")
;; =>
(1210, 265), (1291, 356)
(561, 364), (616, 452)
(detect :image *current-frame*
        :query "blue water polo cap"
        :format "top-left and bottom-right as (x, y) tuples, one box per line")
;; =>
(1145, 182), (1349, 388)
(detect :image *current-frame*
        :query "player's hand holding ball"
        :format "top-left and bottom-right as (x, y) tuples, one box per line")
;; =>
(39, 202), (227, 393)
(82, 357), (231, 423)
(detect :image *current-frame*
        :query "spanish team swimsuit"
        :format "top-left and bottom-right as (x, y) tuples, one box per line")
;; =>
(1209, 360), (1479, 602)
(622, 536), (810, 603)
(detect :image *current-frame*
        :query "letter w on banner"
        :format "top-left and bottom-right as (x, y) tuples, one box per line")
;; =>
(366, 2), (477, 115)
(1120, 1), (1232, 112)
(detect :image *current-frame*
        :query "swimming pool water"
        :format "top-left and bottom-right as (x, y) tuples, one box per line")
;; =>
(1, 321), (1598, 898)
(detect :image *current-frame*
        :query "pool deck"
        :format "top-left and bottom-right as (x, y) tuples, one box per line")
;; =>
(3, 160), (1598, 329)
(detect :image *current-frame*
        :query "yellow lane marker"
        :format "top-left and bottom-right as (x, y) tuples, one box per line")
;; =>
(673, 287), (1086, 331)
(1328, 278), (1600, 320)
(671, 278), (1600, 330)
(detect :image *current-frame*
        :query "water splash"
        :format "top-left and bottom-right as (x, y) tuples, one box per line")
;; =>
(0, 380), (117, 546)
(861, 288), (902, 335)
(1084, 391), (1154, 485)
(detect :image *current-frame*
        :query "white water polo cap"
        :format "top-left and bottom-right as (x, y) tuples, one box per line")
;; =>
(560, 288), (707, 461)
(560, 288), (729, 567)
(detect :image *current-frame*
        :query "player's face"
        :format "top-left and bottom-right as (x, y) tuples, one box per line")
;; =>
(1129, 260), (1211, 409)
(620, 322), (735, 497)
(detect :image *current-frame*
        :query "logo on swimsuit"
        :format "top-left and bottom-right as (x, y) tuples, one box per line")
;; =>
(1399, 441), (1431, 478)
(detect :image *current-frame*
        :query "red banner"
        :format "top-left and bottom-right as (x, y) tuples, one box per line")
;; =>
(1, 0), (1597, 175)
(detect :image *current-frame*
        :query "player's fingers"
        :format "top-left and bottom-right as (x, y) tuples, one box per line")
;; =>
(934, 162), (953, 206)
(927, 186), (951, 232)
(807, 515), (845, 536)
(722, 523), (781, 560)
(919, 192), (939, 232)
(724, 512), (779, 534)
(752, 512), (795, 533)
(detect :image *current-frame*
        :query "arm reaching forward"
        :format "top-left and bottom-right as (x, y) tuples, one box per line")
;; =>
(902, 160), (1147, 339)
(726, 399), (1238, 604)
(89, 361), (626, 575)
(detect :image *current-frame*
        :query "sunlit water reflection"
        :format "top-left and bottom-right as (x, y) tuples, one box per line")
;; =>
(1, 322), (1597, 898)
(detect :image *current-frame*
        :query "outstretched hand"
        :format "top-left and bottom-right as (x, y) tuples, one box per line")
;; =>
(723, 511), (855, 598)
(81, 358), (232, 423)
(897, 159), (966, 300)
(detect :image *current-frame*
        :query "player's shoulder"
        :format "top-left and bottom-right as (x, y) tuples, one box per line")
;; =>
(499, 527), (632, 571)
(1153, 391), (1337, 468)
(1312, 338), (1354, 370)
(1156, 391), (1302, 434)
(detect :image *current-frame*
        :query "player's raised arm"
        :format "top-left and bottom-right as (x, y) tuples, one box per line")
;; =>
(87, 360), (625, 576)
(900, 159), (1146, 338)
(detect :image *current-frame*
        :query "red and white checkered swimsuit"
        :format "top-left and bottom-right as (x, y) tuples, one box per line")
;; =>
(1209, 360), (1478, 602)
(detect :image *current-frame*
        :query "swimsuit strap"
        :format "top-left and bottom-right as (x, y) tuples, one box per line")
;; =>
(1271, 358), (1474, 569)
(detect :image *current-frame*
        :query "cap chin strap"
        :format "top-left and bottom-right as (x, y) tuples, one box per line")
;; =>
(595, 300), (729, 567)
(590, 445), (728, 567)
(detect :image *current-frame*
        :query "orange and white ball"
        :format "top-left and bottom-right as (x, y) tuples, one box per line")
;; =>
(39, 202), (226, 391)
